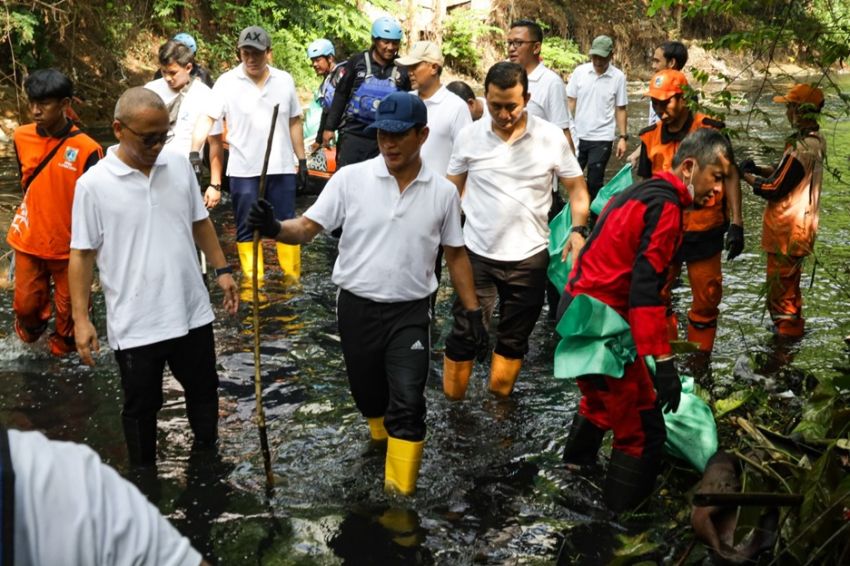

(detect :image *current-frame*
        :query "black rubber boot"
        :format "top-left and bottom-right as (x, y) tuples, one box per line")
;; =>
(603, 449), (660, 512)
(562, 415), (606, 466)
(122, 415), (158, 466)
(186, 400), (219, 451)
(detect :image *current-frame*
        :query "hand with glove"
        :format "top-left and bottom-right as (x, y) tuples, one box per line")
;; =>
(725, 223), (744, 261)
(189, 150), (203, 181)
(297, 158), (308, 194)
(738, 158), (759, 175)
(248, 199), (281, 239)
(466, 308), (489, 363)
(652, 358), (682, 414)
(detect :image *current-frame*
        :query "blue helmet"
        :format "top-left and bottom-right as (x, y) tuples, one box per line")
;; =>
(371, 16), (403, 41)
(172, 32), (197, 54)
(307, 38), (335, 59)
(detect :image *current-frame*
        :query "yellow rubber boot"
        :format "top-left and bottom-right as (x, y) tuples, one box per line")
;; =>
(275, 243), (301, 283)
(237, 242), (264, 281)
(384, 436), (424, 496)
(367, 416), (388, 442)
(442, 356), (473, 400)
(489, 353), (522, 397)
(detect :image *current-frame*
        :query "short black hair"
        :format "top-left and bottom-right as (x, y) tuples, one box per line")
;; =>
(158, 39), (195, 67)
(24, 69), (73, 101)
(446, 81), (475, 102)
(672, 128), (735, 169)
(510, 19), (543, 43)
(484, 62), (528, 96)
(660, 41), (688, 71)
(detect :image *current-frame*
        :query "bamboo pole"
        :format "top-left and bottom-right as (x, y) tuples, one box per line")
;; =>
(253, 103), (279, 489)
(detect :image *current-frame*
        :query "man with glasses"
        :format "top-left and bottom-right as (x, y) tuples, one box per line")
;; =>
(6, 69), (103, 357)
(69, 87), (238, 467)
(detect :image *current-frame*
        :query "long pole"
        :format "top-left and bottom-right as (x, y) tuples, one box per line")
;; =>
(253, 103), (279, 489)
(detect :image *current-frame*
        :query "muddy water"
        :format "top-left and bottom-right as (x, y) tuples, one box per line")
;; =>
(0, 77), (848, 564)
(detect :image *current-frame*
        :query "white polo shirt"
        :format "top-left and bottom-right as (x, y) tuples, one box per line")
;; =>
(71, 147), (214, 350)
(447, 114), (583, 262)
(420, 85), (472, 176)
(305, 155), (464, 302)
(209, 64), (302, 177)
(144, 77), (223, 156)
(10, 429), (202, 566)
(566, 62), (628, 141)
(526, 63), (572, 130)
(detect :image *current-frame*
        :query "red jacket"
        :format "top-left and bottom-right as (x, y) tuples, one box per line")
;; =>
(566, 171), (692, 357)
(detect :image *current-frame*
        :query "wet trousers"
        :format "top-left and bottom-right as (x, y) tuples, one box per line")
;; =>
(337, 289), (430, 441)
(766, 253), (806, 337)
(229, 174), (296, 242)
(576, 357), (666, 460)
(336, 132), (379, 169)
(12, 251), (74, 352)
(661, 252), (722, 352)
(445, 249), (548, 362)
(577, 139), (614, 200)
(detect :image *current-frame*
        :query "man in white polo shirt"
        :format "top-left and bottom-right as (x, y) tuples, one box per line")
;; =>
(442, 62), (590, 400)
(247, 92), (486, 496)
(566, 34), (629, 201)
(69, 88), (238, 467)
(193, 25), (307, 284)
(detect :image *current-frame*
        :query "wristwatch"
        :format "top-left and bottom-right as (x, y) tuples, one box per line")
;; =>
(213, 265), (233, 277)
(570, 225), (590, 238)
(617, 134), (629, 141)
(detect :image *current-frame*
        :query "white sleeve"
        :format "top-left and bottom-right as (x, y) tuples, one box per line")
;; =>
(451, 100), (472, 142)
(440, 187), (465, 247)
(446, 125), (472, 176)
(303, 170), (345, 232)
(565, 71), (578, 99)
(544, 77), (571, 130)
(208, 80), (226, 121)
(288, 77), (303, 119)
(555, 133), (584, 179)
(10, 430), (203, 566)
(615, 72), (628, 107)
(71, 176), (103, 250)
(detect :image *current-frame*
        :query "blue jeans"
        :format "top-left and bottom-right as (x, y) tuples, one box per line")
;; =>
(229, 174), (296, 242)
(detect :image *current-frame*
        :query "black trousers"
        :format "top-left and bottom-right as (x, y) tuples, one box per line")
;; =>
(578, 139), (614, 200)
(114, 323), (219, 422)
(337, 289), (430, 441)
(336, 131), (379, 169)
(446, 249), (548, 361)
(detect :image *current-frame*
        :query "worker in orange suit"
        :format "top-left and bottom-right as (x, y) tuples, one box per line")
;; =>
(7, 69), (103, 356)
(637, 69), (744, 353)
(740, 83), (825, 338)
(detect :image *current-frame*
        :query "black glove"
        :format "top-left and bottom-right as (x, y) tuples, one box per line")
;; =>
(725, 223), (744, 261)
(297, 158), (308, 193)
(653, 358), (682, 414)
(466, 308), (489, 363)
(189, 150), (203, 181)
(739, 158), (758, 175)
(248, 199), (281, 239)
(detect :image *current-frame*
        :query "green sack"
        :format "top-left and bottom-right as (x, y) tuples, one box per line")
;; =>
(302, 97), (323, 142)
(662, 374), (718, 472)
(554, 294), (635, 379)
(590, 163), (633, 215)
(547, 202), (573, 292)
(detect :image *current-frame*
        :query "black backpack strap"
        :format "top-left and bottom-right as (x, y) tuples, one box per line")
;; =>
(22, 129), (84, 193)
(0, 425), (14, 566)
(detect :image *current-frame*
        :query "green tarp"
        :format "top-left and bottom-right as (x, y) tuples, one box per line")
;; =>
(590, 163), (633, 215)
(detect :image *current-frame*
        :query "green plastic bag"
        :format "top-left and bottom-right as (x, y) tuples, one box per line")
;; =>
(547, 203), (573, 292)
(302, 98), (323, 143)
(662, 374), (718, 472)
(590, 163), (634, 215)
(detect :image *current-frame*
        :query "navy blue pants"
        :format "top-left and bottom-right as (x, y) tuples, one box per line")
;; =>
(229, 174), (296, 242)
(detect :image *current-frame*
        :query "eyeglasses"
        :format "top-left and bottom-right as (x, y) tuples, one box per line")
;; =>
(506, 40), (536, 48)
(119, 120), (173, 147)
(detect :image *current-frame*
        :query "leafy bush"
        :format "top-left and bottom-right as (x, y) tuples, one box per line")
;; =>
(442, 8), (503, 78)
(540, 36), (584, 76)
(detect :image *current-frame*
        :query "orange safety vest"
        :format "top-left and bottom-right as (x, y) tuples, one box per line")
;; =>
(7, 123), (103, 260)
(639, 112), (727, 233)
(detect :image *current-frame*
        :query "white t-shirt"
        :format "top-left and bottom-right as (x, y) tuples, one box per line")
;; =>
(526, 63), (572, 130)
(71, 148), (214, 349)
(210, 64), (302, 177)
(9, 429), (202, 566)
(566, 62), (628, 141)
(305, 155), (465, 302)
(144, 77), (223, 156)
(420, 85), (472, 176)
(447, 114), (583, 262)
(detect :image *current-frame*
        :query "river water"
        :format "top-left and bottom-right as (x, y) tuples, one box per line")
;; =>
(0, 78), (848, 564)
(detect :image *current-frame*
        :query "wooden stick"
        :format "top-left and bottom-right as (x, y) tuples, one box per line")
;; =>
(252, 103), (279, 490)
(692, 492), (803, 507)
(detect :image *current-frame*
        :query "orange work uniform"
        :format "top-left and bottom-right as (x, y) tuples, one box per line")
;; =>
(7, 121), (102, 355)
(752, 130), (825, 337)
(638, 112), (727, 352)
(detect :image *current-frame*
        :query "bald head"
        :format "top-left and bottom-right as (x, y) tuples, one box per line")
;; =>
(114, 87), (167, 122)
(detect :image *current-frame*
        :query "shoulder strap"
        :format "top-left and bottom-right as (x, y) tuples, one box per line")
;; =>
(23, 129), (84, 193)
(364, 53), (372, 78)
(0, 426), (14, 566)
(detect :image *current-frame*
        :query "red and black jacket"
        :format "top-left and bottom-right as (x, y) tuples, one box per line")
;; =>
(565, 171), (692, 357)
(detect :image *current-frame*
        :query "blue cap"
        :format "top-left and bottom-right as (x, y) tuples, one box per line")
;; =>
(173, 32), (197, 54)
(366, 92), (427, 132)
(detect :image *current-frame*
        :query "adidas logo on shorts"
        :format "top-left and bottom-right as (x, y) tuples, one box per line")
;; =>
(410, 340), (425, 351)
